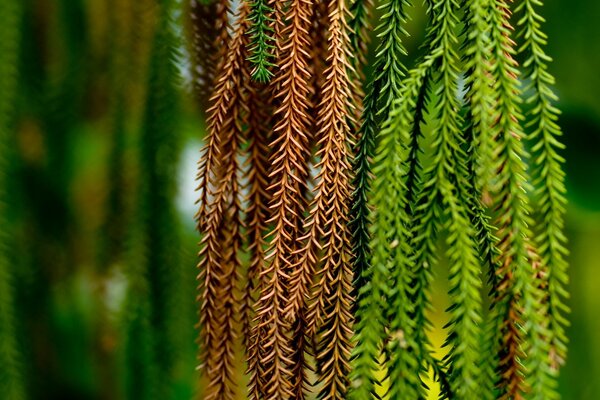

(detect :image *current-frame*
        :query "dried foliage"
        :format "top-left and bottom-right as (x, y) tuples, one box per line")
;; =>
(188, 0), (230, 110)
(193, 0), (569, 399)
(196, 2), (250, 399)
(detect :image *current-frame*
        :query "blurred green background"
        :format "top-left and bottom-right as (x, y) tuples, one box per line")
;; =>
(1, 0), (599, 399)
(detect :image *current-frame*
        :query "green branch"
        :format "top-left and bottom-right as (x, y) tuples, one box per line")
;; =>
(517, 0), (570, 374)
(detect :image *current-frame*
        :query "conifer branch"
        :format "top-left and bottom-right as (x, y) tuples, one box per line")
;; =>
(247, 0), (276, 82)
(348, 1), (411, 397)
(461, 0), (503, 395)
(189, 0), (231, 110)
(376, 69), (428, 400)
(293, 1), (356, 398)
(196, 4), (250, 399)
(414, 2), (484, 398)
(461, 0), (496, 193)
(252, 0), (314, 397)
(243, 74), (273, 400)
(195, 0), (233, 231)
(516, 0), (569, 372)
(488, 1), (556, 398)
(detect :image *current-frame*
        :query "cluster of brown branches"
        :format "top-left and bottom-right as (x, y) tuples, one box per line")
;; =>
(194, 0), (367, 399)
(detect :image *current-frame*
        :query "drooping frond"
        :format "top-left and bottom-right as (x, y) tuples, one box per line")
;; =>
(196, 4), (251, 399)
(413, 2), (484, 398)
(348, 2), (411, 395)
(252, 0), (314, 397)
(195, 0), (233, 230)
(488, 1), (556, 398)
(373, 67), (426, 400)
(516, 0), (569, 374)
(460, 0), (501, 396)
(295, 1), (355, 398)
(188, 0), (231, 110)
(243, 76), (273, 400)
(247, 0), (276, 82)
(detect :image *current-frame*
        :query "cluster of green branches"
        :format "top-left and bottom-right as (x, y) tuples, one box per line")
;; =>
(346, 0), (569, 399)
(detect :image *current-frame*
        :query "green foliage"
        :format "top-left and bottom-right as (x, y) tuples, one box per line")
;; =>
(247, 0), (276, 82)
(350, 0), (568, 398)
(487, 1), (557, 398)
(349, 1), (411, 397)
(517, 0), (570, 371)
(0, 0), (25, 398)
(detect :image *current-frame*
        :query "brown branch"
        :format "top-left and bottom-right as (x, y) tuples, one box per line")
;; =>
(196, 3), (251, 399)
(188, 0), (231, 112)
(252, 0), (315, 398)
(299, 0), (356, 397)
(242, 66), (274, 400)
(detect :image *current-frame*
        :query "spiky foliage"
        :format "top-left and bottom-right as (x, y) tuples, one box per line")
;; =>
(247, 0), (276, 82)
(192, 0), (569, 398)
(460, 0), (502, 396)
(348, 2), (411, 396)
(487, 1), (557, 398)
(196, 3), (250, 400)
(429, 0), (485, 390)
(251, 0), (314, 397)
(188, 0), (230, 110)
(242, 62), (274, 400)
(426, 1), (484, 399)
(516, 0), (569, 373)
(0, 0), (24, 398)
(299, 0), (356, 398)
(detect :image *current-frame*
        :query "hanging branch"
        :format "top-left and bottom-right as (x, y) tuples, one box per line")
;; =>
(348, 2), (411, 395)
(0, 0), (24, 398)
(189, 0), (230, 110)
(252, 0), (314, 398)
(196, 3), (251, 399)
(247, 0), (276, 82)
(488, 1), (555, 398)
(195, 0), (232, 230)
(460, 0), (502, 396)
(243, 81), (273, 400)
(430, 0), (487, 388)
(516, 0), (569, 373)
(399, 1), (484, 398)
(288, 1), (356, 398)
(371, 69), (427, 400)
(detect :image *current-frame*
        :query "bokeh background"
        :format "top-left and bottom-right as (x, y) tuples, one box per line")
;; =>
(1, 0), (599, 399)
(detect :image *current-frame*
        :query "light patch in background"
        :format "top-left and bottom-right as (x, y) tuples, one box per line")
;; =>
(177, 139), (202, 228)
